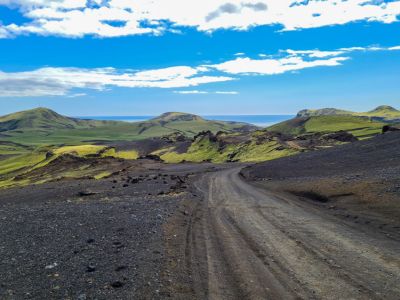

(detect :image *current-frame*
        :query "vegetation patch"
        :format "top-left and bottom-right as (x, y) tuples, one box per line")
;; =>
(101, 148), (139, 160)
(53, 145), (106, 156)
(268, 115), (384, 139)
(0, 151), (47, 176)
(232, 141), (298, 162)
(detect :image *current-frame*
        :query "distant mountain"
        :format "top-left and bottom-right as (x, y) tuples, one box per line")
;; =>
(296, 108), (352, 118)
(151, 112), (204, 123)
(296, 105), (400, 122)
(0, 108), (257, 145)
(359, 105), (400, 121)
(0, 107), (114, 132)
(145, 111), (257, 135)
(268, 115), (385, 139)
(268, 105), (399, 139)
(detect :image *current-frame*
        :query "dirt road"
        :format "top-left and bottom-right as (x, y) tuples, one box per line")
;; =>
(187, 168), (400, 299)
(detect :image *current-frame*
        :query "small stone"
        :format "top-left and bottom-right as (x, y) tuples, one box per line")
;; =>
(115, 265), (127, 272)
(78, 190), (97, 196)
(86, 264), (96, 273)
(110, 281), (124, 288)
(45, 262), (58, 269)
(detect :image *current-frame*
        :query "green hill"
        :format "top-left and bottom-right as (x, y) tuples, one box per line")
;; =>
(151, 112), (204, 123)
(145, 112), (255, 136)
(268, 115), (384, 139)
(357, 105), (400, 121)
(0, 107), (114, 132)
(295, 105), (400, 123)
(296, 108), (352, 118)
(0, 108), (257, 146)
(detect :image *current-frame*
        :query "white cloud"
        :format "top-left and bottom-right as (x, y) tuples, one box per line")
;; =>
(1, 43), (399, 97)
(66, 93), (87, 98)
(206, 56), (350, 75)
(206, 44), (400, 75)
(215, 91), (239, 94)
(173, 90), (239, 94)
(0, 0), (400, 37)
(0, 66), (233, 97)
(286, 49), (346, 58)
(234, 52), (245, 56)
(173, 90), (208, 94)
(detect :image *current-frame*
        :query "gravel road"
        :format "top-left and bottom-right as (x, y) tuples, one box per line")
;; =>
(186, 168), (400, 299)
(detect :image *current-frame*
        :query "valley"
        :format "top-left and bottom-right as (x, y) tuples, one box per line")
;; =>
(0, 106), (399, 299)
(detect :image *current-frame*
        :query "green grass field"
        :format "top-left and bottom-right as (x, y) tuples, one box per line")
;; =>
(268, 115), (384, 139)
(304, 116), (383, 138)
(0, 108), (254, 147)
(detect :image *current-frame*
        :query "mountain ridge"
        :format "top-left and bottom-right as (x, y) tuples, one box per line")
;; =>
(296, 105), (400, 122)
(0, 107), (258, 144)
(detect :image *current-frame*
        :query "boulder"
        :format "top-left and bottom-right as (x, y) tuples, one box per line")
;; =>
(382, 125), (400, 133)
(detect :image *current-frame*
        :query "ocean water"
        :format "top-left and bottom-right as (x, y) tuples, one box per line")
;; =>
(77, 115), (294, 127)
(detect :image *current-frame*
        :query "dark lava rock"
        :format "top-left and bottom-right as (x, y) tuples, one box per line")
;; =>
(110, 281), (124, 288)
(78, 190), (97, 197)
(382, 125), (400, 133)
(45, 151), (54, 159)
(321, 131), (358, 142)
(138, 154), (164, 162)
(115, 266), (128, 272)
(86, 264), (96, 273)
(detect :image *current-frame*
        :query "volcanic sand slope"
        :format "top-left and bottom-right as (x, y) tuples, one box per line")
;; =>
(241, 131), (400, 231)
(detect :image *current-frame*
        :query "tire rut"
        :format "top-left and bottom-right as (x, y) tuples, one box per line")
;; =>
(185, 167), (400, 300)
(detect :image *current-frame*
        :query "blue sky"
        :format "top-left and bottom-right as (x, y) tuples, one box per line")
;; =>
(0, 0), (399, 116)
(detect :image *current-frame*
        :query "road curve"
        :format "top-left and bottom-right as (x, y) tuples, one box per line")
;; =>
(187, 167), (400, 300)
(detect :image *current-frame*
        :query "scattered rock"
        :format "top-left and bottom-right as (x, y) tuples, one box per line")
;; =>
(382, 125), (400, 133)
(78, 190), (97, 197)
(110, 281), (124, 288)
(77, 294), (87, 300)
(86, 264), (96, 273)
(45, 262), (58, 269)
(115, 266), (128, 272)
(138, 154), (164, 162)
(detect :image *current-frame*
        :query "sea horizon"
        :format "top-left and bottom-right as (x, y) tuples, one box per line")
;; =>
(76, 114), (294, 127)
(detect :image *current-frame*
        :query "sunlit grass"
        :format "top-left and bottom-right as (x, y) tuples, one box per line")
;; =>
(53, 145), (106, 156)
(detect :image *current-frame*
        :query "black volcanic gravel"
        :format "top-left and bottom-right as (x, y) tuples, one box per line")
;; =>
(243, 131), (400, 180)
(0, 172), (186, 299)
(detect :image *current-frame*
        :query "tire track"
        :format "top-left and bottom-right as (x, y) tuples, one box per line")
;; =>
(187, 167), (400, 299)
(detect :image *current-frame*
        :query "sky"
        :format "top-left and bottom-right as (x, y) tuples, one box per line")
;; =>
(0, 0), (399, 116)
